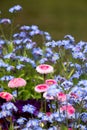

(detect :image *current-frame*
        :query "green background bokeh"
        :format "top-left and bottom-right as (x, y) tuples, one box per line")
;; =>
(0, 0), (87, 41)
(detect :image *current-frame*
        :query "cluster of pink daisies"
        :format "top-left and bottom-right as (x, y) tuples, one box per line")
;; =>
(0, 64), (75, 118)
(0, 64), (77, 130)
(34, 64), (75, 117)
(0, 77), (26, 101)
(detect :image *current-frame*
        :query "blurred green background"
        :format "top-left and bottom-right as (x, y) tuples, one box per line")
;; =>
(0, 0), (87, 41)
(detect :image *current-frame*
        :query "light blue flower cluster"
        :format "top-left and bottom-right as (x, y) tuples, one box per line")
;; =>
(22, 104), (36, 114)
(0, 102), (17, 119)
(1, 102), (18, 112)
(0, 4), (87, 130)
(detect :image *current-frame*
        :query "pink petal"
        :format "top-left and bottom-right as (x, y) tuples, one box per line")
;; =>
(8, 78), (26, 88)
(36, 64), (54, 74)
(35, 84), (49, 93)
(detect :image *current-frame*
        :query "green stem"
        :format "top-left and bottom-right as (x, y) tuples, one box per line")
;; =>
(43, 74), (46, 83)
(16, 88), (19, 98)
(9, 117), (14, 130)
(41, 93), (44, 112)
(67, 68), (75, 79)
(10, 15), (15, 41)
(0, 24), (7, 40)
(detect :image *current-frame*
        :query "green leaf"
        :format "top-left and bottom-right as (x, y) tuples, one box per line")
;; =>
(60, 125), (68, 130)
(18, 90), (30, 100)
(68, 68), (75, 79)
(8, 41), (13, 53)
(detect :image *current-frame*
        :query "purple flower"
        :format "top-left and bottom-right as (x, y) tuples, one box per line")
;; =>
(83, 44), (87, 53)
(22, 104), (36, 114)
(56, 40), (62, 47)
(64, 35), (75, 43)
(23, 38), (32, 44)
(14, 99), (41, 113)
(46, 41), (58, 48)
(0, 75), (14, 81)
(26, 119), (39, 128)
(80, 112), (87, 123)
(13, 33), (19, 38)
(0, 110), (12, 118)
(37, 112), (44, 118)
(47, 86), (60, 97)
(13, 39), (22, 45)
(1, 102), (18, 112)
(59, 39), (74, 49)
(6, 66), (15, 71)
(0, 39), (5, 45)
(26, 43), (33, 49)
(0, 60), (8, 68)
(61, 80), (73, 91)
(21, 128), (29, 130)
(20, 25), (30, 31)
(4, 53), (16, 59)
(53, 112), (65, 122)
(54, 75), (66, 83)
(71, 86), (87, 100)
(78, 80), (87, 87)
(33, 127), (43, 130)
(45, 48), (53, 58)
(75, 63), (81, 71)
(72, 51), (85, 60)
(39, 58), (48, 64)
(17, 117), (27, 125)
(70, 71), (81, 80)
(51, 52), (59, 63)
(31, 25), (38, 30)
(19, 31), (27, 38)
(29, 30), (41, 36)
(32, 47), (43, 57)
(77, 124), (87, 130)
(9, 5), (22, 13)
(0, 18), (11, 24)
(48, 126), (57, 130)
(44, 32), (52, 41)
(16, 64), (25, 70)
(45, 35), (52, 41)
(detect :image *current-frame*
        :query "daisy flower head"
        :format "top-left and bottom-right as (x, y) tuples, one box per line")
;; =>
(45, 79), (57, 86)
(57, 92), (66, 102)
(8, 78), (26, 88)
(68, 128), (73, 130)
(0, 92), (13, 101)
(36, 64), (54, 74)
(60, 104), (75, 117)
(35, 84), (49, 93)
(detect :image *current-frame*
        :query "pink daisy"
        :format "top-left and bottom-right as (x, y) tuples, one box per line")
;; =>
(0, 92), (13, 101)
(57, 92), (66, 102)
(60, 104), (75, 116)
(8, 78), (26, 88)
(68, 128), (73, 130)
(45, 79), (57, 86)
(36, 64), (54, 74)
(35, 84), (49, 93)
(43, 92), (54, 100)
